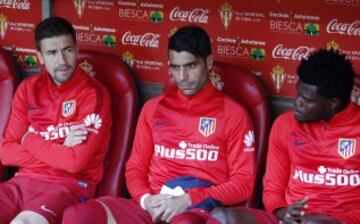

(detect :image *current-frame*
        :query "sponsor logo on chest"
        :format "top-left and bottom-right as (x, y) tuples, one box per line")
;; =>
(154, 141), (220, 162)
(29, 113), (103, 141)
(293, 165), (360, 187)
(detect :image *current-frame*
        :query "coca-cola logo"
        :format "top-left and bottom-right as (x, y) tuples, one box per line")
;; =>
(121, 31), (160, 48)
(169, 6), (210, 24)
(327, 19), (360, 36)
(0, 0), (30, 10)
(272, 44), (315, 60)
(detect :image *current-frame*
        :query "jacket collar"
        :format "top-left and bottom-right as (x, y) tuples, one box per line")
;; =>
(328, 102), (359, 126)
(44, 67), (86, 93)
(174, 81), (216, 102)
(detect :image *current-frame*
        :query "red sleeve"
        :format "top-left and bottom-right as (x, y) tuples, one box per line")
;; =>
(188, 102), (256, 206)
(263, 114), (291, 213)
(125, 99), (158, 203)
(21, 85), (111, 173)
(0, 82), (45, 168)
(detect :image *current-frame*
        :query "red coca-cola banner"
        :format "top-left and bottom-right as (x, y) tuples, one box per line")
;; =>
(52, 0), (359, 98)
(1, 0), (359, 99)
(0, 0), (41, 70)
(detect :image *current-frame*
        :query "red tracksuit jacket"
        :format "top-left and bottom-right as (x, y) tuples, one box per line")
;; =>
(0, 67), (112, 185)
(126, 82), (255, 206)
(264, 103), (360, 224)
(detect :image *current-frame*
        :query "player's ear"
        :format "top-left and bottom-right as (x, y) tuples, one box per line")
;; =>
(36, 51), (44, 65)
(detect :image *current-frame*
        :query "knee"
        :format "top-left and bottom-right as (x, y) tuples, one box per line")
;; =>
(62, 200), (106, 224)
(211, 207), (257, 224)
(11, 211), (49, 224)
(211, 207), (229, 224)
(171, 212), (207, 224)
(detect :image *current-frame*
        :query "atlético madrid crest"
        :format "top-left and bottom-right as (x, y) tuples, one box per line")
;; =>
(199, 117), (216, 137)
(338, 138), (356, 159)
(62, 100), (76, 118)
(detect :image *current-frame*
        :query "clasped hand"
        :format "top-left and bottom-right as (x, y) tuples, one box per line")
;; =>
(144, 193), (191, 223)
(63, 124), (88, 147)
(277, 197), (341, 224)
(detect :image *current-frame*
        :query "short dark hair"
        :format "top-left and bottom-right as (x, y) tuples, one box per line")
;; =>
(168, 25), (211, 61)
(297, 49), (355, 104)
(35, 17), (76, 51)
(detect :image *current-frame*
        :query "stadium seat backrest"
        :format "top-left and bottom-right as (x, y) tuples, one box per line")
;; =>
(211, 61), (270, 208)
(0, 48), (17, 182)
(77, 50), (138, 197)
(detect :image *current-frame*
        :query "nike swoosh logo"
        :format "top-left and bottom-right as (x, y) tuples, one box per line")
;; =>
(294, 140), (309, 146)
(40, 205), (56, 217)
(155, 120), (164, 126)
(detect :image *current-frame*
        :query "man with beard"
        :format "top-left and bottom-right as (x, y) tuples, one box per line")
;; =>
(0, 17), (112, 224)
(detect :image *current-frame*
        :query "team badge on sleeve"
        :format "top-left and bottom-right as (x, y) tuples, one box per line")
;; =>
(338, 138), (356, 159)
(62, 100), (76, 118)
(199, 117), (216, 137)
